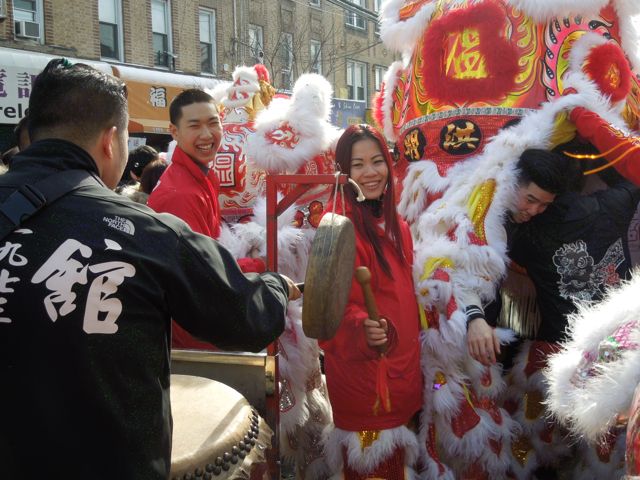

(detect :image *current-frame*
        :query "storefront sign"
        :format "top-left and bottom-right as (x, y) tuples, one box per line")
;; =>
(0, 65), (37, 123)
(330, 99), (366, 129)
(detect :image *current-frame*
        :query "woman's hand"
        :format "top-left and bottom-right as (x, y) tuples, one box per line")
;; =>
(364, 317), (388, 348)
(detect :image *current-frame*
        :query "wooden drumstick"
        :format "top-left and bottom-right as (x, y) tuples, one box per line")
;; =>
(354, 266), (387, 354)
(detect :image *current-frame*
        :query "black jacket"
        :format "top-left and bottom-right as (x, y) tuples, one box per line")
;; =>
(0, 139), (288, 479)
(508, 180), (640, 343)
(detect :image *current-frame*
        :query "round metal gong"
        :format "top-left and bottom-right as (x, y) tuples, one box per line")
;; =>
(302, 212), (356, 340)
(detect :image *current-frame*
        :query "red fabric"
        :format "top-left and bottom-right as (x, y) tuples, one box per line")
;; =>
(319, 201), (423, 431)
(343, 445), (406, 479)
(570, 107), (640, 185)
(148, 146), (222, 238)
(237, 257), (266, 273)
(148, 146), (223, 350)
(420, 0), (520, 104)
(148, 147), (264, 349)
(583, 43), (632, 103)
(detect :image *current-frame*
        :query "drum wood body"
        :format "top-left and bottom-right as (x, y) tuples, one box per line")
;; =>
(170, 374), (272, 480)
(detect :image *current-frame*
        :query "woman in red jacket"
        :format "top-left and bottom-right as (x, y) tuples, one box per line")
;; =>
(320, 124), (423, 479)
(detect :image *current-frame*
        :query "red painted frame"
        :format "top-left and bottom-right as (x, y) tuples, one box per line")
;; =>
(264, 173), (349, 478)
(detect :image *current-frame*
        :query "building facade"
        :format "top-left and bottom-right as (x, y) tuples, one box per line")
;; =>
(0, 0), (395, 150)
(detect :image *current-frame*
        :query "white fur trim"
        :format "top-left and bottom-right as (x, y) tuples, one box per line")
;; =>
(245, 75), (340, 173)
(545, 271), (640, 443)
(206, 82), (229, 105)
(221, 66), (260, 109)
(380, 0), (437, 55)
(505, 0), (609, 21)
(379, 61), (405, 142)
(615, 0), (640, 73)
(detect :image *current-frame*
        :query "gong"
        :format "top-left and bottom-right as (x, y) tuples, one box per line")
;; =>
(301, 212), (356, 340)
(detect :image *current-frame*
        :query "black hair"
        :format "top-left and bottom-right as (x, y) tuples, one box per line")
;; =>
(139, 159), (168, 194)
(516, 149), (567, 195)
(128, 145), (159, 178)
(28, 58), (128, 143)
(169, 88), (216, 125)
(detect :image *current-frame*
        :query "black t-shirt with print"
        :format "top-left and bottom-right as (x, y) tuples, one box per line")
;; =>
(508, 181), (640, 343)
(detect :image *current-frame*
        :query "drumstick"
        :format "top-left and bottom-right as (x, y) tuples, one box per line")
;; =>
(354, 266), (387, 354)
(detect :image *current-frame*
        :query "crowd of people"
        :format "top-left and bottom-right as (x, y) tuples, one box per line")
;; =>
(1, 57), (640, 479)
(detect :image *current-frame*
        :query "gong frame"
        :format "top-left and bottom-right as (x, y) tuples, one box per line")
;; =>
(265, 173), (349, 478)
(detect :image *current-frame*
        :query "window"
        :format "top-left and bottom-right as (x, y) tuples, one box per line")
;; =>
(279, 32), (293, 90)
(99, 0), (123, 60)
(199, 9), (216, 74)
(13, 0), (43, 42)
(374, 65), (385, 92)
(374, 0), (382, 35)
(152, 0), (172, 68)
(346, 60), (366, 101)
(248, 24), (264, 62)
(310, 40), (321, 75)
(345, 0), (365, 30)
(310, 0), (320, 7)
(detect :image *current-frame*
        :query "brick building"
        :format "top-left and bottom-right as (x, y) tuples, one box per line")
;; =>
(0, 0), (396, 150)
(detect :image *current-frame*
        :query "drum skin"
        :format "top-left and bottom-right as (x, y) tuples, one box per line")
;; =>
(302, 213), (356, 340)
(170, 375), (272, 480)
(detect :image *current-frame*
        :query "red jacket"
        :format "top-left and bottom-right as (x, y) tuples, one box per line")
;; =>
(148, 145), (222, 238)
(319, 200), (423, 431)
(148, 146), (263, 349)
(571, 107), (640, 185)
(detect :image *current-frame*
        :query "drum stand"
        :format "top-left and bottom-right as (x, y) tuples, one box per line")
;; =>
(265, 173), (348, 479)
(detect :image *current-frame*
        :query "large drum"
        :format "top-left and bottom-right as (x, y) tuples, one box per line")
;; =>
(170, 374), (272, 480)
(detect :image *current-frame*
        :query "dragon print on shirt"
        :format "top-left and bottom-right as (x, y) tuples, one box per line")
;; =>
(552, 238), (624, 302)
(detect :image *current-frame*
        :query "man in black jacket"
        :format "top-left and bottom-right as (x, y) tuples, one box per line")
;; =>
(466, 149), (565, 365)
(508, 160), (640, 344)
(0, 59), (298, 479)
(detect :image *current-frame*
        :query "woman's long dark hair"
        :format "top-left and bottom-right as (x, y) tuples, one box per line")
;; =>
(334, 124), (406, 275)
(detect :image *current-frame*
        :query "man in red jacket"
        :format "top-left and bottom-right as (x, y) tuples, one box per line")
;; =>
(149, 89), (264, 349)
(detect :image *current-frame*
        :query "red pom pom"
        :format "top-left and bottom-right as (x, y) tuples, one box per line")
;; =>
(584, 43), (632, 103)
(254, 64), (270, 83)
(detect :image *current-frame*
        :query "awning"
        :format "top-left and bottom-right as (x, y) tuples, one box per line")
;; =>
(112, 65), (229, 135)
(0, 47), (112, 124)
(128, 118), (170, 134)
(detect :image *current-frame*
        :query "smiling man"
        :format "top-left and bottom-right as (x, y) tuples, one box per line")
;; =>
(148, 89), (223, 239)
(149, 89), (231, 349)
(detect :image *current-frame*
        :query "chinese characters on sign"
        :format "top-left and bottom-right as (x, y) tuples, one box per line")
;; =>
(0, 67), (37, 122)
(149, 86), (167, 108)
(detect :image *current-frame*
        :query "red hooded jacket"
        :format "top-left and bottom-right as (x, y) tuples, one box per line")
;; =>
(319, 199), (423, 431)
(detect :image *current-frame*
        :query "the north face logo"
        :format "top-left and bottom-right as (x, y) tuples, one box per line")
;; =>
(103, 215), (135, 235)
